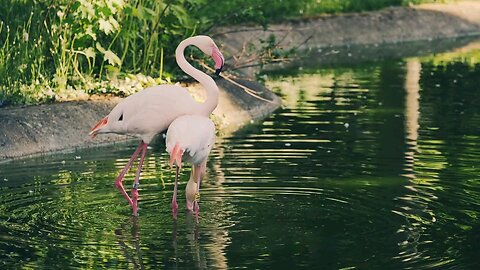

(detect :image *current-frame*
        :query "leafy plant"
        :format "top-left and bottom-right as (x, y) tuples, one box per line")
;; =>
(0, 0), (442, 106)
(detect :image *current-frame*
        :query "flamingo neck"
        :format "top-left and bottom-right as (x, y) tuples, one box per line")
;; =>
(185, 171), (197, 211)
(176, 38), (219, 116)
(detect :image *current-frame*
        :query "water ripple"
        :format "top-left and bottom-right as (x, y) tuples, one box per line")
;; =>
(2, 51), (480, 268)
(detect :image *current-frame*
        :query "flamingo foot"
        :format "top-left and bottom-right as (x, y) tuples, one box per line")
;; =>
(113, 141), (147, 215)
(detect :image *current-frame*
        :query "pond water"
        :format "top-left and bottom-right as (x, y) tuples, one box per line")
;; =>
(1, 39), (480, 269)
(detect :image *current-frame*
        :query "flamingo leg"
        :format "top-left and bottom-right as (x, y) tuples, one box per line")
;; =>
(193, 160), (207, 223)
(115, 141), (145, 206)
(171, 165), (180, 218)
(170, 144), (183, 218)
(131, 143), (148, 216)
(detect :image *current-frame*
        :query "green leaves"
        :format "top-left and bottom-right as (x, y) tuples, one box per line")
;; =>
(98, 18), (114, 35)
(2, 0), (374, 106)
(103, 50), (122, 66)
(83, 47), (96, 59)
(98, 17), (120, 35)
(96, 43), (121, 66)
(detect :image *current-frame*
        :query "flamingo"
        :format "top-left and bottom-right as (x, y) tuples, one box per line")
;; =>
(89, 35), (224, 216)
(166, 115), (216, 222)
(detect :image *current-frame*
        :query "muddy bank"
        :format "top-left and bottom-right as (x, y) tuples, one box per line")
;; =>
(3, 1), (480, 160)
(264, 35), (480, 73)
(0, 79), (280, 160)
(215, 1), (480, 76)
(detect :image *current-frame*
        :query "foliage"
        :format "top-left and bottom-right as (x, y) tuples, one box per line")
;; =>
(419, 47), (480, 68)
(306, 0), (450, 14)
(0, 0), (445, 106)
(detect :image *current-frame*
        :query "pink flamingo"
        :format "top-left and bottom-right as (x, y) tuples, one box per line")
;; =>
(166, 115), (216, 222)
(89, 36), (224, 216)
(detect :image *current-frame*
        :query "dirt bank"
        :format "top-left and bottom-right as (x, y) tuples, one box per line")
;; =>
(215, 1), (480, 76)
(0, 79), (280, 160)
(2, 1), (480, 160)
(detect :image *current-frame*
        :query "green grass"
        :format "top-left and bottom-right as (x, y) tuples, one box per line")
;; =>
(0, 0), (448, 106)
(304, 0), (447, 15)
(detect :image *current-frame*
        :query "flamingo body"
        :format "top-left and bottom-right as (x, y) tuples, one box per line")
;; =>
(166, 115), (215, 165)
(166, 115), (216, 220)
(97, 85), (206, 143)
(89, 35), (224, 216)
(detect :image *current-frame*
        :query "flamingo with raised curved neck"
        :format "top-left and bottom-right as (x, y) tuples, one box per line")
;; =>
(89, 35), (224, 216)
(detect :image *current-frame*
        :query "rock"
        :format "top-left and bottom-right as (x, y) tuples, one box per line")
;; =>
(214, 1), (480, 77)
(0, 79), (281, 160)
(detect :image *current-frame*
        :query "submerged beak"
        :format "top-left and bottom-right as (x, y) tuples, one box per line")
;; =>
(89, 117), (108, 138)
(169, 143), (184, 169)
(212, 46), (224, 76)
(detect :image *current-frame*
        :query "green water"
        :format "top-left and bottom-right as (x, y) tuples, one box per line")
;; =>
(1, 41), (480, 269)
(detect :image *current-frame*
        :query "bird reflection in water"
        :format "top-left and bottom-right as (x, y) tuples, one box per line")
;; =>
(115, 216), (145, 270)
(114, 213), (209, 269)
(172, 214), (208, 269)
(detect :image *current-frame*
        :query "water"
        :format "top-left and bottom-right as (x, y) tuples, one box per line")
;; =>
(1, 40), (480, 269)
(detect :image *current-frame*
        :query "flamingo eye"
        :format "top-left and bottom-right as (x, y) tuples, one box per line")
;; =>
(118, 113), (123, 121)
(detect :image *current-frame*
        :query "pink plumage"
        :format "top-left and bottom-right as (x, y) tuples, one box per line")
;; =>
(89, 36), (224, 216)
(166, 115), (216, 221)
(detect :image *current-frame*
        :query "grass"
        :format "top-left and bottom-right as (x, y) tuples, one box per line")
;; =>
(0, 0), (448, 106)
(306, 0), (448, 15)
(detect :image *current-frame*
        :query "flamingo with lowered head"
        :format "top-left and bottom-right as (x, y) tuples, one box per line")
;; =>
(89, 35), (224, 216)
(166, 114), (216, 222)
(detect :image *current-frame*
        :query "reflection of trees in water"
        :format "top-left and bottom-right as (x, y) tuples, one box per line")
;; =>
(265, 55), (479, 267)
(416, 59), (480, 266)
(5, 45), (480, 268)
(393, 58), (432, 264)
(263, 62), (408, 179)
(201, 139), (233, 269)
(394, 57), (480, 267)
(49, 55), (480, 268)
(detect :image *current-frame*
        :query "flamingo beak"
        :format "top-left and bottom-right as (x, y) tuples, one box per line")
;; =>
(212, 47), (224, 75)
(89, 117), (108, 138)
(169, 143), (184, 169)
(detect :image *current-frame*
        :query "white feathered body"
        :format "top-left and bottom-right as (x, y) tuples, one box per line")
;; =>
(166, 115), (216, 165)
(100, 85), (208, 143)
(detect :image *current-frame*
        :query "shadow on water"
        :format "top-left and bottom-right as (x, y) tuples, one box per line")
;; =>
(1, 37), (480, 269)
(114, 217), (144, 270)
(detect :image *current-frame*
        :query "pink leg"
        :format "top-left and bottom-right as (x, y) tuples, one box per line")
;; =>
(193, 161), (207, 223)
(131, 143), (148, 216)
(171, 166), (180, 219)
(115, 141), (145, 206)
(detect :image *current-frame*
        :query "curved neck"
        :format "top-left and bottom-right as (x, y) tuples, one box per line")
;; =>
(176, 38), (219, 116)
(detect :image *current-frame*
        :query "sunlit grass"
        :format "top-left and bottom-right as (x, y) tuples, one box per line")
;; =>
(0, 0), (451, 106)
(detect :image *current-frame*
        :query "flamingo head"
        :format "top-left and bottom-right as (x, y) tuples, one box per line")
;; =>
(194, 35), (225, 75)
(89, 108), (125, 138)
(185, 178), (197, 211)
(89, 116), (108, 138)
(212, 45), (225, 75)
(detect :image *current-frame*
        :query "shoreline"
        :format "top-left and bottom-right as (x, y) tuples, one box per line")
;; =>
(2, 1), (480, 160)
(0, 78), (280, 161)
(215, 1), (480, 77)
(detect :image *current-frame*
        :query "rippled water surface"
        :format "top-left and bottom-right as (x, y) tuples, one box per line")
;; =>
(1, 41), (480, 269)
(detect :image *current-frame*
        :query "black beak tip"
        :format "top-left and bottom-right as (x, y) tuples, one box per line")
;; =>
(215, 67), (223, 76)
